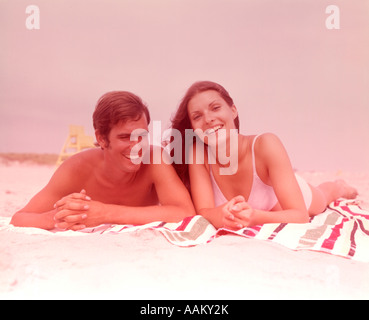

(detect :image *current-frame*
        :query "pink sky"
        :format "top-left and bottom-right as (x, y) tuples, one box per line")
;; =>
(1, 0), (368, 171)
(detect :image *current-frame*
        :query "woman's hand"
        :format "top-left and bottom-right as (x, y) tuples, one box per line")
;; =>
(221, 195), (255, 230)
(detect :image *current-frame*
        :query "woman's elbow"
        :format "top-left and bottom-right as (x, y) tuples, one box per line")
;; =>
(297, 210), (310, 223)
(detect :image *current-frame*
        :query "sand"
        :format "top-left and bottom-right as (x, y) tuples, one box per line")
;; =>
(1, 162), (369, 300)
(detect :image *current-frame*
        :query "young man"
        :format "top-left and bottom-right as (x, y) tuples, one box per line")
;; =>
(11, 91), (195, 230)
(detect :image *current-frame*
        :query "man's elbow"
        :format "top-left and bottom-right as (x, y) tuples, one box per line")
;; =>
(174, 204), (196, 222)
(182, 205), (196, 219)
(9, 210), (54, 230)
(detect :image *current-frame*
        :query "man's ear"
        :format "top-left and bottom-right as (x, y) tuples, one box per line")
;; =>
(95, 129), (108, 149)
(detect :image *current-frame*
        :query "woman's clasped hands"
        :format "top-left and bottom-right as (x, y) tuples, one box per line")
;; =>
(221, 195), (256, 230)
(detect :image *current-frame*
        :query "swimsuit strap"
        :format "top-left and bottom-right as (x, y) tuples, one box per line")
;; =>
(251, 134), (261, 175)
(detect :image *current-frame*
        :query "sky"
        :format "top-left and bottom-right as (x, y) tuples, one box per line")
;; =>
(0, 0), (368, 171)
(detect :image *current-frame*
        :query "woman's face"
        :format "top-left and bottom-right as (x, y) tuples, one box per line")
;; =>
(187, 90), (238, 145)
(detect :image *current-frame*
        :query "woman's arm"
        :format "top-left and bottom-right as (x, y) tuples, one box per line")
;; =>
(235, 133), (309, 226)
(188, 144), (242, 229)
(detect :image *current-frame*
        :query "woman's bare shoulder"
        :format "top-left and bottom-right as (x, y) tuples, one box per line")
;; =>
(253, 133), (290, 167)
(254, 132), (284, 151)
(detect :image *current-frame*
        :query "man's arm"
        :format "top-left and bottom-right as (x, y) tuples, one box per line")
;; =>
(10, 208), (57, 230)
(54, 148), (196, 227)
(10, 156), (87, 230)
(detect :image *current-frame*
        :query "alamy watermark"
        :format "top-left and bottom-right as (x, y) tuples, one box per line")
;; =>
(325, 5), (340, 30)
(23, 3), (340, 175)
(25, 5), (40, 30)
(24, 4), (340, 30)
(129, 121), (239, 176)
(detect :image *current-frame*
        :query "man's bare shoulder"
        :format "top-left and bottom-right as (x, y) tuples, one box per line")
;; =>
(144, 145), (180, 180)
(146, 145), (173, 167)
(57, 148), (102, 176)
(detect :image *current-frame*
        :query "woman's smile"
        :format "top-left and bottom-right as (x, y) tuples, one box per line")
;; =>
(204, 124), (224, 135)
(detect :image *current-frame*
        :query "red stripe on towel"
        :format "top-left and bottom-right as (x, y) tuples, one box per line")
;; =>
(176, 216), (193, 231)
(322, 218), (345, 250)
(268, 223), (287, 240)
(348, 222), (358, 258)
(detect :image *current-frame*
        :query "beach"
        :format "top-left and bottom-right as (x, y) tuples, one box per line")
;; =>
(1, 160), (369, 300)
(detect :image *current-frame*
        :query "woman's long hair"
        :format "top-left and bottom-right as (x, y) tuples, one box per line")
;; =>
(168, 81), (239, 191)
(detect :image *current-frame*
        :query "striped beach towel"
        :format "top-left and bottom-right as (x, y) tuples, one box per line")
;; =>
(221, 199), (369, 262)
(2, 200), (368, 261)
(80, 199), (369, 262)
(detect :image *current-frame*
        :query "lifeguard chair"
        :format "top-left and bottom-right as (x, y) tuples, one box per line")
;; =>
(56, 125), (95, 166)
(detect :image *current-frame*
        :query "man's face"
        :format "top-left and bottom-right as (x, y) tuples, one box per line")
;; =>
(105, 114), (149, 173)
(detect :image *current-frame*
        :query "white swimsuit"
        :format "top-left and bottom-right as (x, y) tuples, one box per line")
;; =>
(209, 135), (312, 211)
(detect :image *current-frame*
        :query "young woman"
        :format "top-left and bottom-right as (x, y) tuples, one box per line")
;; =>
(169, 81), (358, 230)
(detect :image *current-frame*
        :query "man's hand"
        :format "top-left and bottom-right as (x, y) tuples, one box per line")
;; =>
(53, 189), (91, 230)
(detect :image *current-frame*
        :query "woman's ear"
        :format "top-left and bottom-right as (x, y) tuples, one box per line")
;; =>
(231, 104), (238, 120)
